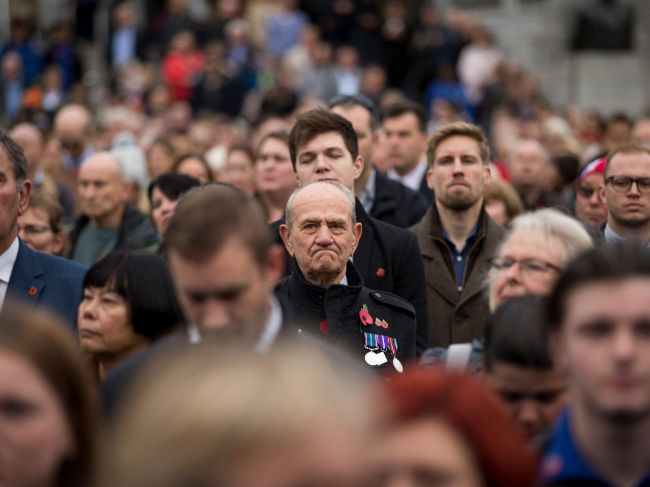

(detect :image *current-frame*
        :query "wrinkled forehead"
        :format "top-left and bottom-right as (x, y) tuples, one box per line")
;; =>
(292, 188), (353, 222)
(502, 229), (567, 265)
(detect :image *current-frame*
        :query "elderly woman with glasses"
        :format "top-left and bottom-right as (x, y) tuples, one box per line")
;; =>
(489, 208), (593, 311)
(17, 191), (68, 256)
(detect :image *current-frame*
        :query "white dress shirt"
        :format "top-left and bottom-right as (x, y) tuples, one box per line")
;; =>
(0, 238), (20, 309)
(387, 159), (428, 192)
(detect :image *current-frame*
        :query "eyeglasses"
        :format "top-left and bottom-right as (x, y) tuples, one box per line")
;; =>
(605, 176), (650, 194)
(492, 258), (562, 275)
(18, 224), (52, 236)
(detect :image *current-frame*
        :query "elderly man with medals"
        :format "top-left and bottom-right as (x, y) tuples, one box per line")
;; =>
(277, 181), (416, 372)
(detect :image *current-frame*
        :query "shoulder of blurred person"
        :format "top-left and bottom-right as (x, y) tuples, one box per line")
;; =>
(410, 203), (505, 347)
(9, 236), (86, 331)
(371, 170), (429, 227)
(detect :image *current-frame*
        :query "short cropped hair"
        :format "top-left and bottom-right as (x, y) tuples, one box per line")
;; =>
(380, 100), (427, 133)
(547, 242), (650, 332)
(604, 143), (650, 177)
(328, 93), (380, 131)
(164, 183), (272, 265)
(506, 209), (593, 264)
(284, 181), (356, 229)
(147, 173), (200, 204)
(427, 122), (491, 166)
(288, 108), (359, 168)
(0, 129), (28, 184)
(83, 251), (184, 340)
(485, 295), (553, 371)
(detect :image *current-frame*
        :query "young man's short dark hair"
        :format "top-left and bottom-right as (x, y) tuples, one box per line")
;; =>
(380, 100), (427, 133)
(288, 108), (359, 168)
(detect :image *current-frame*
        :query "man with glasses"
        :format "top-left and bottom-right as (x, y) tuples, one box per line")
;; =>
(602, 144), (650, 244)
(328, 94), (428, 228)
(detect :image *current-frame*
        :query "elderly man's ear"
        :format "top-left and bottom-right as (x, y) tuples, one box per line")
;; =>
(350, 222), (362, 257)
(279, 224), (293, 256)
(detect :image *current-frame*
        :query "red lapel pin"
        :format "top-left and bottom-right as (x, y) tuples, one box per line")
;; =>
(28, 286), (38, 296)
(319, 320), (329, 336)
(376, 267), (386, 278)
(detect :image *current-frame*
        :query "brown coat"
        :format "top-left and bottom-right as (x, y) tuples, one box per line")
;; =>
(410, 205), (505, 347)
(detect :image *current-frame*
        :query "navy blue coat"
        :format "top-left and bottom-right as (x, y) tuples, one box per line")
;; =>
(7, 240), (87, 329)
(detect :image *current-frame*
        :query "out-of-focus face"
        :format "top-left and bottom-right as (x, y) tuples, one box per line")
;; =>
(219, 149), (256, 195)
(78, 286), (146, 358)
(485, 198), (509, 226)
(280, 184), (361, 287)
(168, 237), (282, 339)
(428, 135), (490, 212)
(486, 363), (567, 443)
(490, 230), (566, 310)
(509, 140), (546, 189)
(331, 104), (375, 165)
(552, 278), (650, 422)
(10, 124), (42, 173)
(575, 173), (607, 228)
(78, 154), (127, 225)
(0, 349), (73, 486)
(150, 187), (177, 235)
(603, 151), (650, 231)
(147, 143), (175, 179)
(175, 157), (211, 185)
(382, 113), (427, 175)
(17, 207), (63, 255)
(255, 138), (296, 194)
(294, 132), (363, 191)
(222, 416), (371, 487)
(370, 416), (484, 487)
(0, 149), (31, 254)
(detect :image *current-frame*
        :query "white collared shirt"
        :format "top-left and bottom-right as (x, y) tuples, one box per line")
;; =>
(387, 159), (428, 192)
(0, 238), (20, 309)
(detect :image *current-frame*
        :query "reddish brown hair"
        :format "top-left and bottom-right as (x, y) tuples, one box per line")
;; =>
(382, 368), (538, 487)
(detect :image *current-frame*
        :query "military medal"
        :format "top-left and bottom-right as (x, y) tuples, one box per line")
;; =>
(362, 332), (402, 373)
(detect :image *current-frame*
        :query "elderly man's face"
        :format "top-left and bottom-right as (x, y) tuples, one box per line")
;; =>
(78, 154), (127, 225)
(490, 229), (566, 310)
(280, 184), (361, 286)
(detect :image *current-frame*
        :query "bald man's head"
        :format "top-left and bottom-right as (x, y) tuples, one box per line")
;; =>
(10, 123), (43, 175)
(78, 152), (128, 227)
(54, 104), (93, 159)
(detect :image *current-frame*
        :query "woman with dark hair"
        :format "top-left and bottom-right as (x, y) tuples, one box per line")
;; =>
(148, 173), (200, 234)
(172, 153), (213, 184)
(0, 304), (97, 487)
(374, 367), (538, 487)
(77, 251), (185, 380)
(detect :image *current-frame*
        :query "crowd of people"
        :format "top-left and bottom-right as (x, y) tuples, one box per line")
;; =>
(0, 0), (650, 486)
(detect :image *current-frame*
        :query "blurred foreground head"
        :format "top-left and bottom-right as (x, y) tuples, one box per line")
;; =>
(0, 303), (96, 487)
(375, 367), (538, 487)
(99, 338), (377, 487)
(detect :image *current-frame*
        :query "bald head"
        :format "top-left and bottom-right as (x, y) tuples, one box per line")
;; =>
(78, 152), (127, 227)
(54, 104), (93, 159)
(10, 123), (43, 174)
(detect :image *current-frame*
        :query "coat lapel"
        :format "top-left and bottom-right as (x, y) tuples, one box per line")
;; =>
(353, 202), (375, 279)
(7, 241), (46, 306)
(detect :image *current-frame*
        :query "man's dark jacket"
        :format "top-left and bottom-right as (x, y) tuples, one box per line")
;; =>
(69, 204), (159, 260)
(275, 260), (416, 370)
(410, 204), (504, 347)
(370, 171), (428, 228)
(7, 239), (86, 329)
(272, 199), (429, 353)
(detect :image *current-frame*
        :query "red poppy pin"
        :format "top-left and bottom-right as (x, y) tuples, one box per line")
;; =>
(375, 267), (386, 278)
(359, 304), (373, 326)
(28, 286), (38, 296)
(319, 320), (329, 336)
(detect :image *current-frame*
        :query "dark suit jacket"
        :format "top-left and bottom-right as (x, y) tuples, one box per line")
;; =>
(272, 200), (429, 354)
(7, 240), (87, 329)
(418, 172), (434, 204)
(371, 171), (428, 228)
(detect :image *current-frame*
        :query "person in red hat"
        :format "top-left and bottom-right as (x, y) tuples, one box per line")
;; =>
(574, 156), (607, 229)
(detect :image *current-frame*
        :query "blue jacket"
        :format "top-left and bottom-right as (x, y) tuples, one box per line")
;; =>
(7, 240), (87, 330)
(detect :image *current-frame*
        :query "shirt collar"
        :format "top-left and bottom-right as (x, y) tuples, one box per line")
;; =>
(441, 224), (479, 252)
(388, 159), (428, 192)
(603, 224), (625, 244)
(358, 169), (376, 214)
(0, 237), (20, 284)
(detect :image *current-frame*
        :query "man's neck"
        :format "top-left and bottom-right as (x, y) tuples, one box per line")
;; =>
(0, 230), (18, 255)
(436, 200), (482, 250)
(90, 205), (126, 229)
(573, 402), (650, 487)
(608, 217), (650, 243)
(304, 269), (346, 288)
